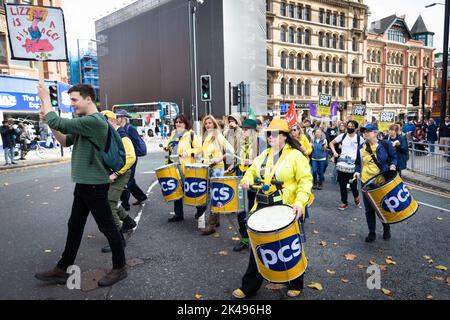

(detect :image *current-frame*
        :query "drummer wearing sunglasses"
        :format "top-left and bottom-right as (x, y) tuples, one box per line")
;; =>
(233, 118), (313, 300)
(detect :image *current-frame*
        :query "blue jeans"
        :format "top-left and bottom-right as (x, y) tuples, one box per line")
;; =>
(427, 140), (435, 153)
(3, 147), (14, 164)
(311, 160), (326, 184)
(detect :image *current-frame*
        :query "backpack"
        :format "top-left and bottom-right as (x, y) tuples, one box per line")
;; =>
(125, 124), (147, 157)
(88, 117), (126, 173)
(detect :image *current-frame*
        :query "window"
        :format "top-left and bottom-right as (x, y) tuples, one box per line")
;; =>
(297, 29), (302, 44)
(304, 54), (311, 70)
(280, 2), (286, 16)
(339, 82), (344, 97)
(371, 69), (375, 82)
(318, 32), (323, 47)
(326, 11), (331, 24)
(319, 9), (324, 24)
(280, 26), (286, 42)
(289, 54), (295, 69)
(0, 34), (7, 65)
(288, 4), (294, 18)
(297, 80), (302, 96)
(340, 13), (345, 27)
(304, 30), (310, 45)
(267, 51), (271, 66)
(352, 37), (358, 52)
(318, 81), (323, 94)
(352, 84), (359, 99)
(297, 54), (302, 70)
(339, 36), (345, 50)
(339, 58), (344, 73)
(281, 78), (286, 95)
(377, 51), (381, 63)
(325, 57), (330, 72)
(296, 5), (302, 19)
(352, 60), (358, 74)
(332, 82), (336, 97)
(325, 33), (330, 48)
(377, 69), (381, 83)
(367, 50), (371, 61)
(332, 12), (337, 26)
(266, 24), (271, 40)
(305, 80), (311, 96)
(325, 81), (330, 94)
(281, 51), (287, 69)
(353, 15), (359, 29)
(318, 56), (323, 72)
(304, 6), (311, 21)
(289, 79), (295, 96)
(332, 58), (337, 73)
(332, 34), (337, 49)
(267, 79), (271, 95)
(372, 51), (376, 62)
(289, 27), (295, 43)
(366, 68), (371, 82)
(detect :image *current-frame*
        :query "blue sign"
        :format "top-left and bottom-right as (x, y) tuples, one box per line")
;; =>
(280, 104), (287, 113)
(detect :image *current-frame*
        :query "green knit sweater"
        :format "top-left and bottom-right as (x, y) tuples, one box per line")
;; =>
(45, 111), (110, 185)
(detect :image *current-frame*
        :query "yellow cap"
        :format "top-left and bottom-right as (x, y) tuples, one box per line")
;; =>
(101, 110), (116, 119)
(265, 118), (290, 133)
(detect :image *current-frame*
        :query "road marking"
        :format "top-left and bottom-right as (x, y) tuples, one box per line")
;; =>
(133, 180), (158, 228)
(417, 201), (450, 213)
(142, 171), (155, 174)
(406, 183), (450, 198)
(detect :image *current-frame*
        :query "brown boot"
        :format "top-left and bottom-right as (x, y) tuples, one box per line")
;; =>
(200, 226), (216, 236)
(98, 267), (128, 287)
(35, 267), (69, 285)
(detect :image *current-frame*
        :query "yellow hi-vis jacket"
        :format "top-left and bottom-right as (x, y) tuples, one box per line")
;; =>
(115, 126), (136, 176)
(240, 144), (313, 210)
(165, 129), (202, 174)
(202, 132), (234, 170)
(298, 134), (313, 159)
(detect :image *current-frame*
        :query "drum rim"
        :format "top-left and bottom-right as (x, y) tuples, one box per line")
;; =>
(185, 163), (210, 168)
(210, 177), (242, 181)
(155, 163), (180, 171)
(247, 205), (296, 234)
(361, 171), (399, 192)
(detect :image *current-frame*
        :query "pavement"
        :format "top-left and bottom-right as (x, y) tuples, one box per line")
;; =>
(0, 147), (71, 171)
(0, 142), (449, 300)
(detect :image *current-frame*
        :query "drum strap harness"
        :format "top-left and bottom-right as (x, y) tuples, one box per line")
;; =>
(365, 140), (390, 172)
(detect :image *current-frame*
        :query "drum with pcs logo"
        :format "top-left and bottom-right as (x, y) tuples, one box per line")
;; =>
(210, 176), (247, 214)
(183, 164), (209, 207)
(155, 163), (184, 202)
(247, 205), (308, 283)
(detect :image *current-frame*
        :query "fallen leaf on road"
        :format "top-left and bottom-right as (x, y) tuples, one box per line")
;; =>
(53, 187), (61, 190)
(195, 294), (203, 299)
(426, 294), (433, 300)
(340, 237), (346, 241)
(213, 233), (220, 238)
(228, 227), (233, 230)
(309, 220), (316, 224)
(437, 217), (443, 221)
(307, 282), (323, 291)
(42, 202), (49, 205)
(432, 276), (444, 281)
(319, 240), (327, 247)
(4, 183), (8, 186)
(348, 234), (357, 237)
(341, 278), (349, 283)
(435, 265), (448, 272)
(379, 265), (387, 272)
(326, 269), (336, 275)
(231, 237), (240, 241)
(369, 260), (377, 265)
(265, 283), (286, 290)
(218, 251), (229, 256)
(26, 195), (30, 197)
(427, 259), (434, 264)
(447, 277), (450, 286)
(386, 258), (397, 265)
(87, 235), (96, 239)
(313, 230), (319, 235)
(44, 250), (52, 253)
(381, 288), (392, 296)
(357, 264), (366, 269)
(423, 255), (432, 260)
(344, 253), (357, 261)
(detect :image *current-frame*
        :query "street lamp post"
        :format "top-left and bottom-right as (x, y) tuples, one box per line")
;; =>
(425, 1), (449, 122)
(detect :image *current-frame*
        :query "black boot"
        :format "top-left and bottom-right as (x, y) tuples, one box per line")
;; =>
(233, 240), (249, 252)
(383, 225), (391, 240)
(365, 232), (376, 243)
(168, 216), (184, 223)
(121, 216), (137, 233)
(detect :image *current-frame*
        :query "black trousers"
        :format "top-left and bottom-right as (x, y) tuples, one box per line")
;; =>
(337, 171), (359, 205)
(237, 190), (257, 240)
(174, 198), (184, 218)
(240, 203), (304, 296)
(120, 159), (147, 210)
(363, 193), (390, 234)
(57, 184), (126, 270)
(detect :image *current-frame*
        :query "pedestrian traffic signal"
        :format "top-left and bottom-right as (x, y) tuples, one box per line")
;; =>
(49, 84), (59, 107)
(412, 87), (420, 106)
(201, 75), (212, 102)
(232, 86), (241, 106)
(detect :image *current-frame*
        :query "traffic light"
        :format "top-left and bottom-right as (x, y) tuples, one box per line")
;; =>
(200, 75), (212, 102)
(412, 87), (420, 106)
(49, 84), (59, 107)
(232, 86), (241, 106)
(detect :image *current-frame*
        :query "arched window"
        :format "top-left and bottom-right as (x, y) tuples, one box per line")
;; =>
(296, 5), (303, 19)
(352, 37), (358, 52)
(281, 51), (287, 69)
(318, 80), (323, 94)
(266, 23), (271, 40)
(366, 68), (371, 82)
(371, 69), (375, 82)
(318, 56), (323, 72)
(367, 50), (371, 61)
(395, 53), (400, 65)
(304, 29), (310, 45)
(339, 82), (344, 97)
(305, 80), (311, 96)
(339, 58), (344, 73)
(332, 34), (337, 49)
(267, 79), (271, 95)
(289, 27), (295, 43)
(289, 79), (295, 96)
(297, 54), (302, 70)
(267, 51), (271, 66)
(325, 57), (330, 72)
(280, 1), (286, 16)
(325, 33), (330, 48)
(318, 32), (323, 47)
(340, 13), (345, 27)
(372, 51), (376, 62)
(280, 78), (286, 95)
(288, 4), (294, 18)
(377, 69), (381, 83)
(339, 36), (345, 50)
(352, 59), (358, 74)
(297, 29), (302, 44)
(332, 58), (337, 73)
(325, 81), (330, 94)
(289, 54), (295, 69)
(377, 51), (381, 63)
(332, 81), (336, 97)
(280, 26), (286, 42)
(304, 54), (311, 70)
(297, 79), (302, 96)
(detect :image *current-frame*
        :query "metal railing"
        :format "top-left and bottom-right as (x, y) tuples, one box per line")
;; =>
(407, 141), (450, 181)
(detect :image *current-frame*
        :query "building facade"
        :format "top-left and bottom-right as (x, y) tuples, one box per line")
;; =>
(433, 53), (450, 119)
(266, 0), (368, 119)
(363, 15), (435, 121)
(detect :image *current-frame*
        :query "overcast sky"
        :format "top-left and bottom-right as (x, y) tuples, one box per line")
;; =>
(61, 0), (447, 53)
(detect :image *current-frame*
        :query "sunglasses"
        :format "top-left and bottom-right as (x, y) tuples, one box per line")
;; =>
(267, 132), (280, 138)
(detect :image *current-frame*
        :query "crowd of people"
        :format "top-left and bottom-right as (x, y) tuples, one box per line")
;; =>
(28, 83), (449, 298)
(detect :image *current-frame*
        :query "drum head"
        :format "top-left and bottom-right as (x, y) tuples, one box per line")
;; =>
(363, 171), (397, 192)
(185, 164), (209, 169)
(155, 163), (177, 172)
(247, 205), (295, 233)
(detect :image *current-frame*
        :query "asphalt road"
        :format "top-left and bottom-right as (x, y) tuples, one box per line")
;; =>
(0, 149), (449, 300)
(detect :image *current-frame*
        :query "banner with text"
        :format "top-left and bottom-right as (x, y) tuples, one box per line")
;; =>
(352, 105), (367, 125)
(379, 111), (396, 132)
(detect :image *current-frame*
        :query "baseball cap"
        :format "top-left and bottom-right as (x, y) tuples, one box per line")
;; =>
(115, 109), (131, 118)
(361, 124), (378, 133)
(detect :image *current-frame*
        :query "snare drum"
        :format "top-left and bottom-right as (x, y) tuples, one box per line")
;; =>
(183, 164), (209, 207)
(155, 163), (184, 202)
(247, 205), (307, 283)
(336, 160), (356, 173)
(210, 176), (246, 214)
(362, 171), (418, 224)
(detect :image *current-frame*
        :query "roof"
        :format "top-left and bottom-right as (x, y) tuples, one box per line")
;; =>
(411, 15), (435, 35)
(370, 14), (413, 38)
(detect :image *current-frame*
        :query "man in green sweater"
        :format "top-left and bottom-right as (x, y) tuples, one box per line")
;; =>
(34, 84), (127, 287)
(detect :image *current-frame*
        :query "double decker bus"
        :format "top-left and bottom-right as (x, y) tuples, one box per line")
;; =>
(112, 102), (179, 137)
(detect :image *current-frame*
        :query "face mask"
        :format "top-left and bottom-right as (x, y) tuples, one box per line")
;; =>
(347, 128), (355, 134)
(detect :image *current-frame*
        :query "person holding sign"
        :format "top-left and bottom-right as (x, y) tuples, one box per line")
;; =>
(354, 124), (397, 243)
(329, 120), (364, 211)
